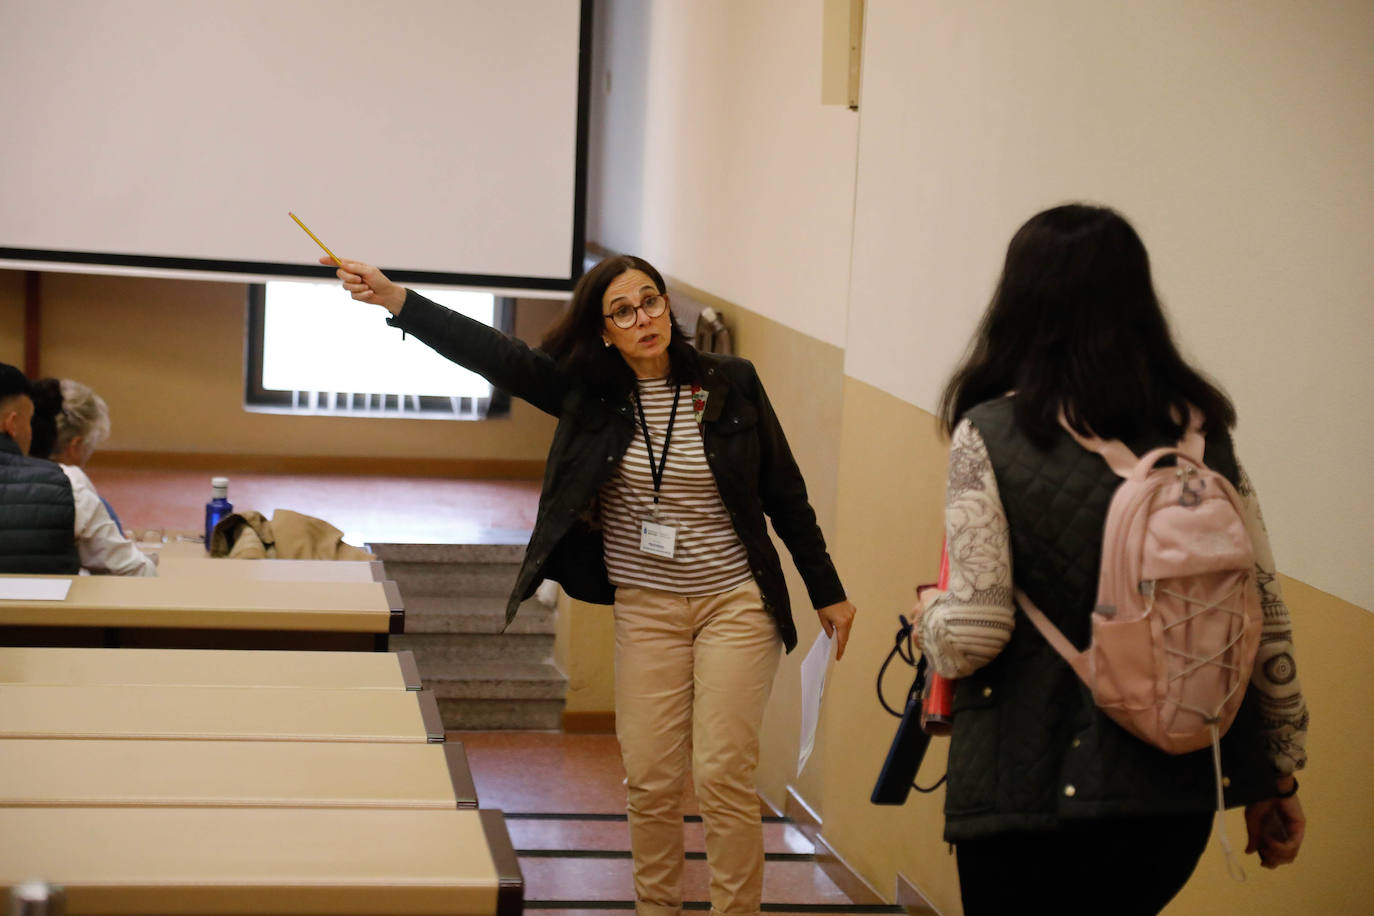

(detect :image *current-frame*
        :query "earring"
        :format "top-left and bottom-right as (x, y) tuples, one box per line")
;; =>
(603, 338), (612, 347)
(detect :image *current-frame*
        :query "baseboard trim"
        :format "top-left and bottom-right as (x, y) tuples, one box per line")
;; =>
(561, 711), (616, 734)
(780, 785), (891, 908)
(894, 871), (941, 915)
(89, 451), (545, 479)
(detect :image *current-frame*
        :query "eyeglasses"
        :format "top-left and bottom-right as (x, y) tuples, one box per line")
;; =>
(603, 294), (668, 329)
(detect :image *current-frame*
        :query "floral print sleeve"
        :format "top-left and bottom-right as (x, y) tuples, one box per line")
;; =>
(1236, 463), (1309, 775)
(917, 418), (1015, 679)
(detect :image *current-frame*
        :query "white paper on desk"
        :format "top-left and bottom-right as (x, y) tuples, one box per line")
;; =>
(797, 629), (833, 776)
(0, 578), (72, 601)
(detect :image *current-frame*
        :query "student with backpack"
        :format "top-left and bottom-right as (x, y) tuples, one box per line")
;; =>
(914, 204), (1308, 915)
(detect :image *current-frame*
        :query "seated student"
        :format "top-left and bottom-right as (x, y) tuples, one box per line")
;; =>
(0, 363), (80, 574)
(31, 378), (156, 577)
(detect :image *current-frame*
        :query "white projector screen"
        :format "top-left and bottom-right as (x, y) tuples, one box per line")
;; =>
(0, 0), (590, 290)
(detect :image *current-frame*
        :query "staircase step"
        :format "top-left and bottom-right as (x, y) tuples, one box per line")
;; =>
(521, 856), (863, 908)
(437, 698), (564, 730)
(507, 817), (815, 855)
(371, 535), (566, 731)
(391, 631), (555, 667)
(368, 542), (528, 564)
(424, 661), (568, 700)
(383, 561), (522, 599)
(403, 595), (554, 635)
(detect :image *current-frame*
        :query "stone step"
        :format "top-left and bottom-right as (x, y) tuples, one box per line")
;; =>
(368, 542), (528, 565)
(424, 661), (568, 701)
(383, 561), (522, 599)
(369, 535), (563, 731)
(390, 631), (555, 668)
(402, 595), (554, 635)
(436, 698), (563, 731)
(428, 662), (568, 731)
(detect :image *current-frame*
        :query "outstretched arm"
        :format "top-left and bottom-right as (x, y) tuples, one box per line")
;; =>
(325, 257), (564, 415)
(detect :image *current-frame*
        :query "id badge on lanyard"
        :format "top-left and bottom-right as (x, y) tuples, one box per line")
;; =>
(633, 382), (693, 559)
(639, 518), (677, 558)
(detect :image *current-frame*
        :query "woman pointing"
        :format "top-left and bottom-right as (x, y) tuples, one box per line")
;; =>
(327, 252), (856, 916)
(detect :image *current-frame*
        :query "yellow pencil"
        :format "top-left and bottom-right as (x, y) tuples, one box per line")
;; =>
(288, 211), (342, 266)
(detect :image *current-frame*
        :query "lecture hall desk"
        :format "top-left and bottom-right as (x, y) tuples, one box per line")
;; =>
(0, 645), (422, 691)
(0, 683), (445, 743)
(0, 738), (478, 809)
(155, 555), (386, 583)
(0, 573), (404, 651)
(0, 806), (522, 915)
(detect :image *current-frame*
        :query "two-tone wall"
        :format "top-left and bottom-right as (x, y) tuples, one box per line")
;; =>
(590, 1), (1374, 913)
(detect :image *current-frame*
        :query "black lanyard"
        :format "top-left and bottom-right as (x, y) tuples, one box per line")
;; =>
(633, 382), (681, 513)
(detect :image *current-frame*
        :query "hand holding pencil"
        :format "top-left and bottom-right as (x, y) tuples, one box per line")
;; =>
(289, 212), (406, 316)
(318, 255), (406, 316)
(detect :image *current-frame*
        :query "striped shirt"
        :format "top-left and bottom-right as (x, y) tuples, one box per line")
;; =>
(600, 377), (752, 596)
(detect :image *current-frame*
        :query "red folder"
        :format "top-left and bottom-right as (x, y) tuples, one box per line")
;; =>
(919, 539), (955, 735)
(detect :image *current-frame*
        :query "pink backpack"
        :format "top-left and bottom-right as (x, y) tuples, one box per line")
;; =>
(1016, 412), (1262, 755)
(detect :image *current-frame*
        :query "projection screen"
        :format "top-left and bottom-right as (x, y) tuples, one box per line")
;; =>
(0, 0), (590, 290)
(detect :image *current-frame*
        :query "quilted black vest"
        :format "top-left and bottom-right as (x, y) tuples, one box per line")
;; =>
(943, 396), (1274, 842)
(0, 436), (80, 575)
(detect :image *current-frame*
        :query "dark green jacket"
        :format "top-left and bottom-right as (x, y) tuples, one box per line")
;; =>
(0, 435), (79, 575)
(943, 396), (1276, 841)
(389, 292), (845, 652)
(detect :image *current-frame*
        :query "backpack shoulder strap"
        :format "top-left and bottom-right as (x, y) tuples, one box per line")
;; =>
(1059, 407), (1209, 476)
(1057, 413), (1137, 478)
(1015, 587), (1091, 684)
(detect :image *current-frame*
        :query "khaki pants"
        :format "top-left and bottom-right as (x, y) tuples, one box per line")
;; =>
(613, 579), (782, 916)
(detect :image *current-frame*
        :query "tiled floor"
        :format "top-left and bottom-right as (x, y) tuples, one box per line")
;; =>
(456, 731), (904, 915)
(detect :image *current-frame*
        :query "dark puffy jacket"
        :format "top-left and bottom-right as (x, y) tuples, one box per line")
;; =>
(0, 435), (79, 574)
(943, 396), (1275, 842)
(389, 292), (845, 652)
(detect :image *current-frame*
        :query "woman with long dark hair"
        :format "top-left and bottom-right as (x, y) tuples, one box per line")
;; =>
(916, 205), (1307, 914)
(326, 253), (856, 916)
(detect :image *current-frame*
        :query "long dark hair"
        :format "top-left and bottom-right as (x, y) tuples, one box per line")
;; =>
(541, 254), (699, 396)
(939, 204), (1235, 447)
(28, 377), (63, 458)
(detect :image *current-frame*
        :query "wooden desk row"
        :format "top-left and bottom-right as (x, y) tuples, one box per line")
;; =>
(0, 645), (423, 690)
(0, 562), (404, 652)
(0, 646), (521, 912)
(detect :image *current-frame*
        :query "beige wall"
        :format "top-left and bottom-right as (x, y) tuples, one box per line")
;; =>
(588, 0), (859, 348)
(0, 268), (560, 464)
(586, 1), (1373, 913)
(0, 270), (23, 366)
(555, 593), (616, 717)
(847, 0), (1374, 610)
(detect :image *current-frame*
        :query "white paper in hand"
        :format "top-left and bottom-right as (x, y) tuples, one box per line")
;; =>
(797, 629), (833, 776)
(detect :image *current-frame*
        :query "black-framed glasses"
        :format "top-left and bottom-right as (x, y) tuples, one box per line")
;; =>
(603, 294), (668, 329)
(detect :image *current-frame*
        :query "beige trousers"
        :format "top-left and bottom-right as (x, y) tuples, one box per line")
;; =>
(613, 579), (783, 916)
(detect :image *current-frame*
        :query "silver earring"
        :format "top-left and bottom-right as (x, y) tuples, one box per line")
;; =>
(603, 338), (612, 347)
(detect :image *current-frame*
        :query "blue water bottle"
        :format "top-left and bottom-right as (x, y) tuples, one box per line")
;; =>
(204, 476), (233, 547)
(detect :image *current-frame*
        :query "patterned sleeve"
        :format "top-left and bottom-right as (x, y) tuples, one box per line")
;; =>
(1236, 463), (1309, 775)
(916, 418), (1015, 679)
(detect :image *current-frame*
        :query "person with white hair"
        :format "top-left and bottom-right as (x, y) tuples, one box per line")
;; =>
(31, 378), (156, 576)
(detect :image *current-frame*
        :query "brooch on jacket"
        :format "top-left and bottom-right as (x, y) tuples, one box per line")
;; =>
(691, 385), (707, 427)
